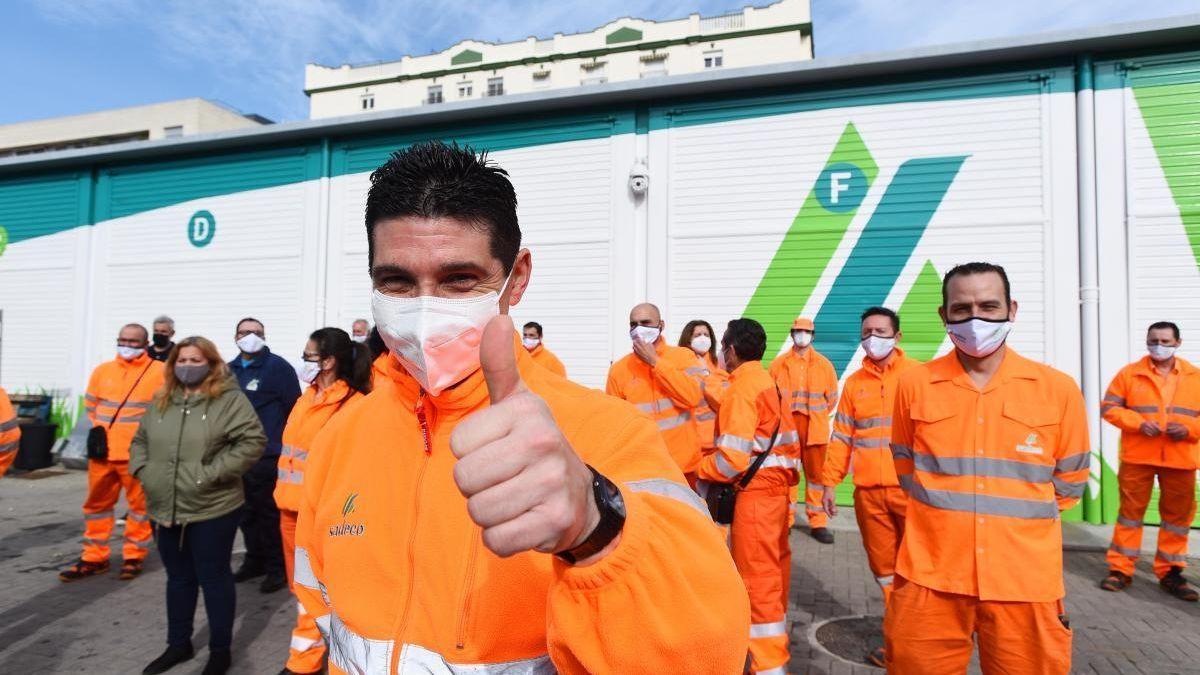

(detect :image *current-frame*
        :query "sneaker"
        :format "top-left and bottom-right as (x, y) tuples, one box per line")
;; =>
(811, 527), (835, 544)
(201, 648), (232, 675)
(260, 572), (288, 594)
(1160, 567), (1199, 602)
(233, 563), (267, 583)
(119, 559), (145, 580)
(58, 559), (110, 582)
(1099, 570), (1131, 592)
(143, 643), (194, 674)
(867, 646), (886, 668)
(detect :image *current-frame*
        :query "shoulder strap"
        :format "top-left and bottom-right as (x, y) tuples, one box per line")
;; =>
(737, 385), (785, 489)
(107, 362), (154, 430)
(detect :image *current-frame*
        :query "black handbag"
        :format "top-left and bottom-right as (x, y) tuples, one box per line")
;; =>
(705, 407), (783, 525)
(86, 362), (153, 460)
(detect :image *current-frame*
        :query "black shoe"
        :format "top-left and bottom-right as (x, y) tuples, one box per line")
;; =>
(260, 572), (288, 594)
(233, 563), (266, 582)
(811, 527), (835, 544)
(201, 648), (232, 675)
(58, 559), (110, 582)
(1160, 566), (1200, 602)
(143, 644), (194, 674)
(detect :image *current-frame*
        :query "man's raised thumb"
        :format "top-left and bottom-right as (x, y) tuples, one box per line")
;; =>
(480, 314), (524, 404)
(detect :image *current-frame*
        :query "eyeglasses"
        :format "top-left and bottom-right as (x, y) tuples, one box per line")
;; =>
(236, 329), (265, 339)
(301, 352), (321, 362)
(116, 338), (145, 347)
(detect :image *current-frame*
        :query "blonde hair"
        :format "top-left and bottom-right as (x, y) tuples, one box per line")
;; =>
(155, 336), (234, 411)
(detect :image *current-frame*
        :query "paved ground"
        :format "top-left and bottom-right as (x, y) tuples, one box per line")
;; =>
(2, 469), (1199, 674)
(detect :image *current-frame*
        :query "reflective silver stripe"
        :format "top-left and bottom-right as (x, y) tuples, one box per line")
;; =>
(1117, 516), (1143, 528)
(294, 547), (321, 591)
(912, 452), (1054, 483)
(636, 398), (675, 414)
(852, 436), (890, 449)
(280, 445), (293, 457)
(656, 411), (691, 431)
(757, 667), (788, 675)
(1156, 550), (1188, 563)
(1051, 477), (1086, 499)
(125, 537), (152, 549)
(122, 401), (152, 410)
(1108, 543), (1140, 557)
(713, 453), (741, 479)
(855, 416), (892, 429)
(755, 435), (773, 452)
(899, 473), (914, 491)
(1161, 521), (1192, 537)
(908, 481), (1059, 519)
(1170, 406), (1200, 417)
(82, 536), (107, 545)
(805, 500), (822, 509)
(830, 431), (853, 445)
(760, 454), (795, 471)
(749, 621), (787, 638)
(685, 366), (707, 376)
(1103, 394), (1126, 405)
(315, 613), (331, 637)
(291, 634), (324, 652)
(327, 612), (394, 674)
(834, 412), (855, 427)
(84, 394), (99, 402)
(793, 391), (825, 399)
(716, 434), (755, 454)
(891, 443), (914, 460)
(625, 478), (710, 519)
(0, 417), (18, 432)
(278, 468), (289, 481)
(696, 411), (716, 421)
(397, 643), (555, 674)
(128, 511), (150, 522)
(807, 402), (829, 412)
(95, 414), (116, 424)
(775, 430), (800, 446)
(84, 510), (115, 521)
(1100, 403), (1119, 413)
(1055, 452), (1090, 473)
(293, 449), (309, 461)
(0, 442), (18, 455)
(1130, 405), (1160, 413)
(876, 575), (894, 587)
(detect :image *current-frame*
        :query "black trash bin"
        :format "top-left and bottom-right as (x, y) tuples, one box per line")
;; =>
(15, 422), (57, 471)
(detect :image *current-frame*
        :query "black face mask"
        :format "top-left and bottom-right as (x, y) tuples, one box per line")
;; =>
(152, 333), (171, 348)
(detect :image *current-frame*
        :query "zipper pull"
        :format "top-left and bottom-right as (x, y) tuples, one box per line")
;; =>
(415, 392), (433, 455)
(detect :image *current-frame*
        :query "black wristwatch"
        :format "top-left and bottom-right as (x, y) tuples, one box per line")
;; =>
(556, 466), (627, 565)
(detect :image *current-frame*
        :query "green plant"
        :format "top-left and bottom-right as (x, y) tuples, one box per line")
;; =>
(49, 395), (82, 440)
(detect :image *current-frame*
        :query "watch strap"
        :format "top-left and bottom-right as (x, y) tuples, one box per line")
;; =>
(556, 466), (626, 564)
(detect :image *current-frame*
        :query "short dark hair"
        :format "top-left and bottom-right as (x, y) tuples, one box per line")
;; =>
(722, 318), (767, 362)
(365, 141), (521, 272)
(236, 317), (263, 332)
(1148, 321), (1181, 340)
(121, 323), (149, 342)
(941, 262), (1011, 307)
(861, 307), (900, 332)
(523, 321), (543, 337)
(309, 327), (372, 399)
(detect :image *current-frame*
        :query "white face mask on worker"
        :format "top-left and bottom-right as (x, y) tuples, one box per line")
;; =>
(116, 346), (145, 361)
(372, 275), (510, 396)
(296, 361), (321, 384)
(1148, 344), (1177, 362)
(236, 333), (266, 354)
(861, 336), (896, 361)
(522, 337), (540, 351)
(792, 331), (813, 348)
(631, 326), (661, 344)
(946, 317), (1012, 358)
(691, 335), (712, 354)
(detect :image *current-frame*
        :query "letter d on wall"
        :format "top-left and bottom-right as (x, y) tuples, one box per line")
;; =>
(188, 210), (216, 248)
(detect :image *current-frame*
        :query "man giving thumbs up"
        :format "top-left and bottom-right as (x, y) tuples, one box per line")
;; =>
(291, 141), (749, 675)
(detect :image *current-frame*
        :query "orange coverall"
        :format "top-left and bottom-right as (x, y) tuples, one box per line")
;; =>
(606, 339), (703, 475)
(527, 343), (567, 377)
(0, 387), (20, 478)
(691, 352), (728, 454)
(770, 345), (838, 528)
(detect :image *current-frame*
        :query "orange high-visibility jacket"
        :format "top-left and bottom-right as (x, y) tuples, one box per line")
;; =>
(0, 387), (19, 478)
(274, 380), (365, 513)
(891, 349), (1090, 602)
(84, 354), (166, 461)
(697, 361), (799, 485)
(528, 343), (567, 377)
(823, 348), (922, 487)
(1101, 356), (1200, 470)
(293, 341), (750, 674)
(769, 347), (838, 446)
(691, 353), (728, 450)
(606, 340), (704, 473)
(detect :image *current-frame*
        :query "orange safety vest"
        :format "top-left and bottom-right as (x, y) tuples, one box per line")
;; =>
(274, 379), (364, 513)
(769, 347), (838, 446)
(84, 354), (165, 461)
(1101, 355), (1200, 470)
(891, 348), (1090, 602)
(0, 387), (19, 478)
(697, 361), (799, 485)
(292, 338), (749, 674)
(527, 343), (567, 377)
(605, 340), (703, 473)
(691, 353), (728, 451)
(823, 348), (921, 487)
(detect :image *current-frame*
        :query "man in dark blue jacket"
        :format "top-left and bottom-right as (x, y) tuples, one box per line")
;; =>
(229, 317), (301, 593)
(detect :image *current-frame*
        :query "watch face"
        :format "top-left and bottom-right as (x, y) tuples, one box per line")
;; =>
(604, 479), (627, 517)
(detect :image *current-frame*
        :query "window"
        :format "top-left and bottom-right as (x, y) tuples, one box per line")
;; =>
(487, 77), (504, 97)
(457, 81), (473, 98)
(426, 85), (443, 104)
(703, 50), (724, 68)
(361, 93), (375, 110)
(641, 62), (667, 78)
(163, 125), (183, 138)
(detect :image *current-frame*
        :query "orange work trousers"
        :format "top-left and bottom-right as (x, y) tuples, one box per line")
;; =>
(885, 577), (1071, 675)
(82, 459), (152, 563)
(800, 444), (828, 529)
(731, 479), (792, 674)
(853, 485), (907, 605)
(280, 510), (327, 674)
(1106, 461), (1197, 579)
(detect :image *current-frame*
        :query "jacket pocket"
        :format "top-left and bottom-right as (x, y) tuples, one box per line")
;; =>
(1002, 400), (1060, 458)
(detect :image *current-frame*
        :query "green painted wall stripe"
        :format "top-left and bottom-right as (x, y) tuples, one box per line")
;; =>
(1132, 78), (1200, 268)
(897, 260), (947, 362)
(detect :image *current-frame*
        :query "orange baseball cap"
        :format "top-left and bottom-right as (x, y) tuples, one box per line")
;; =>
(791, 318), (814, 331)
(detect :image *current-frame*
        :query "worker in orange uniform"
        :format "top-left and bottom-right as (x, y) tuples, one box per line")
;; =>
(886, 262), (1089, 674)
(275, 328), (372, 675)
(697, 318), (799, 675)
(290, 142), (749, 674)
(1100, 320), (1200, 602)
(522, 321), (567, 377)
(0, 387), (20, 478)
(680, 319), (728, 454)
(60, 323), (165, 582)
(821, 306), (920, 668)
(770, 317), (838, 544)
(607, 303), (704, 479)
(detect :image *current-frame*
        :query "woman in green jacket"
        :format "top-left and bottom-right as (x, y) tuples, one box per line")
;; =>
(130, 335), (265, 675)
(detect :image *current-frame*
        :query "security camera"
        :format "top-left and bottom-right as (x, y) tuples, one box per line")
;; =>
(629, 163), (649, 196)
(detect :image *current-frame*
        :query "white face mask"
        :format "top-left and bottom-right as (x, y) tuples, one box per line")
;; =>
(117, 346), (145, 361)
(691, 335), (712, 354)
(1148, 344), (1178, 362)
(237, 333), (266, 354)
(522, 337), (540, 351)
(631, 325), (661, 344)
(862, 336), (896, 361)
(372, 275), (509, 395)
(792, 330), (813, 348)
(296, 361), (321, 384)
(946, 317), (1012, 358)
(350, 334), (368, 344)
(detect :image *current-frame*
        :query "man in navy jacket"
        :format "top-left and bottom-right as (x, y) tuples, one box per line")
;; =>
(229, 317), (301, 593)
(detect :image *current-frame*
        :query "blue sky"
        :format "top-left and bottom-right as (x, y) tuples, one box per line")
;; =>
(3, 0), (1199, 125)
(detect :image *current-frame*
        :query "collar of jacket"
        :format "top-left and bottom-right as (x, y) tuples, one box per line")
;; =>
(114, 352), (153, 369)
(309, 378), (353, 408)
(1134, 354), (1195, 378)
(862, 346), (909, 377)
(729, 360), (763, 380)
(169, 375), (238, 404)
(233, 346), (271, 369)
(928, 346), (1040, 389)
